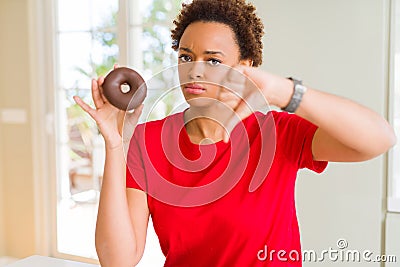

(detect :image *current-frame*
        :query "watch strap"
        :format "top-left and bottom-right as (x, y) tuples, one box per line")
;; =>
(282, 77), (307, 113)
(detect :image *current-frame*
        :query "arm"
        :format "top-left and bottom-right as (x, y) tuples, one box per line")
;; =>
(295, 88), (396, 162)
(74, 76), (149, 266)
(222, 66), (396, 162)
(96, 145), (149, 267)
(267, 76), (396, 162)
(95, 143), (149, 267)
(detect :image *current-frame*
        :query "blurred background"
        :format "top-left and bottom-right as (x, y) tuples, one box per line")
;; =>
(0, 0), (399, 266)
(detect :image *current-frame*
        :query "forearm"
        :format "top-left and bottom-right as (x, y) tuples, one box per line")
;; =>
(261, 72), (396, 160)
(240, 67), (396, 160)
(295, 87), (396, 158)
(267, 74), (396, 161)
(73, 74), (145, 265)
(95, 143), (138, 267)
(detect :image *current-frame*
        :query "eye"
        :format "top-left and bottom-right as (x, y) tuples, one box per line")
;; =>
(178, 54), (192, 63)
(207, 58), (221, 66)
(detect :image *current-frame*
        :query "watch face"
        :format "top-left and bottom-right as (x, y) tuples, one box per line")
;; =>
(295, 84), (307, 93)
(283, 77), (306, 113)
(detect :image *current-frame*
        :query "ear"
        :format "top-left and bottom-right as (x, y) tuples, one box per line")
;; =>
(239, 59), (253, 67)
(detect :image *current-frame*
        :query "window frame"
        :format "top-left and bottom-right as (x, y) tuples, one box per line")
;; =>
(29, 0), (57, 258)
(55, 0), (124, 262)
(388, 0), (400, 213)
(29, 0), (126, 263)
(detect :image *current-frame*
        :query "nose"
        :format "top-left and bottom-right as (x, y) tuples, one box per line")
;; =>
(188, 61), (205, 79)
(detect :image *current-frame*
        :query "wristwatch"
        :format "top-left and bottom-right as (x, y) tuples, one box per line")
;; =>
(282, 77), (307, 113)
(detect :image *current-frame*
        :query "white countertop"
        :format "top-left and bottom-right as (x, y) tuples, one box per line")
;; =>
(6, 255), (99, 267)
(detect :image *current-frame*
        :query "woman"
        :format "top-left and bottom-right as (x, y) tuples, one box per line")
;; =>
(74, 0), (396, 266)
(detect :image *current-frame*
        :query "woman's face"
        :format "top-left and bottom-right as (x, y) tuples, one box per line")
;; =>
(178, 21), (251, 107)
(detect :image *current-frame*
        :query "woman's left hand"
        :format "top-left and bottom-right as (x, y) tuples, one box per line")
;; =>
(218, 65), (292, 141)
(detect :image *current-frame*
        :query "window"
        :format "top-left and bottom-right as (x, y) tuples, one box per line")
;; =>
(52, 0), (183, 264)
(55, 1), (118, 260)
(388, 0), (400, 212)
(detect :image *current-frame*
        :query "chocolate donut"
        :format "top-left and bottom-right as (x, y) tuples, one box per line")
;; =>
(102, 67), (147, 110)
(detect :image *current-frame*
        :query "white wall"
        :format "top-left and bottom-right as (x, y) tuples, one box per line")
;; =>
(385, 213), (400, 266)
(253, 0), (390, 266)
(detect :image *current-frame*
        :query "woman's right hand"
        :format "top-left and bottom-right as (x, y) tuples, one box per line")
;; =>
(73, 73), (143, 149)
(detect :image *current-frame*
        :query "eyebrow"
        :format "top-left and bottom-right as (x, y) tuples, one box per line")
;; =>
(179, 47), (225, 56)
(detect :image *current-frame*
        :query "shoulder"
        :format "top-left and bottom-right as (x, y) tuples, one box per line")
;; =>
(135, 111), (184, 136)
(266, 110), (315, 132)
(248, 110), (299, 129)
(248, 111), (317, 142)
(268, 110), (300, 125)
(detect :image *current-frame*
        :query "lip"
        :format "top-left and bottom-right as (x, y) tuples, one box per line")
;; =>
(184, 83), (206, 95)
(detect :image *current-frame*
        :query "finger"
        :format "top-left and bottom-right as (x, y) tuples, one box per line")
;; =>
(218, 89), (241, 109)
(91, 79), (104, 109)
(223, 111), (240, 143)
(233, 92), (263, 123)
(241, 66), (270, 94)
(73, 96), (97, 120)
(223, 100), (253, 143)
(98, 75), (105, 86)
(220, 83), (245, 101)
(127, 104), (144, 125)
(221, 69), (247, 98)
(245, 91), (266, 111)
(113, 63), (119, 70)
(226, 66), (246, 84)
(235, 99), (253, 121)
(96, 76), (109, 104)
(122, 104), (144, 142)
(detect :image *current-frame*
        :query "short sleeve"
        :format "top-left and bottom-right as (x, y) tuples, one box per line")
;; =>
(126, 126), (147, 191)
(299, 120), (328, 173)
(275, 112), (327, 173)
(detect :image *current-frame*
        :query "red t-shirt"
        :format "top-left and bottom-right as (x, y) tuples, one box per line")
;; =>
(126, 111), (327, 266)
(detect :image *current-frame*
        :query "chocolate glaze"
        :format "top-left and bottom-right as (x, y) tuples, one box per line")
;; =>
(102, 67), (147, 110)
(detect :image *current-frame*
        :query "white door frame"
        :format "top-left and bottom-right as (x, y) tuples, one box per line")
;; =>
(28, 0), (57, 258)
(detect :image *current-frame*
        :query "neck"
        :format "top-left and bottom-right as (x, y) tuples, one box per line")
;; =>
(184, 107), (226, 144)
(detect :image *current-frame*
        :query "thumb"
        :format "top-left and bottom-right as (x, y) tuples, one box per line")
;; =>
(122, 104), (144, 142)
